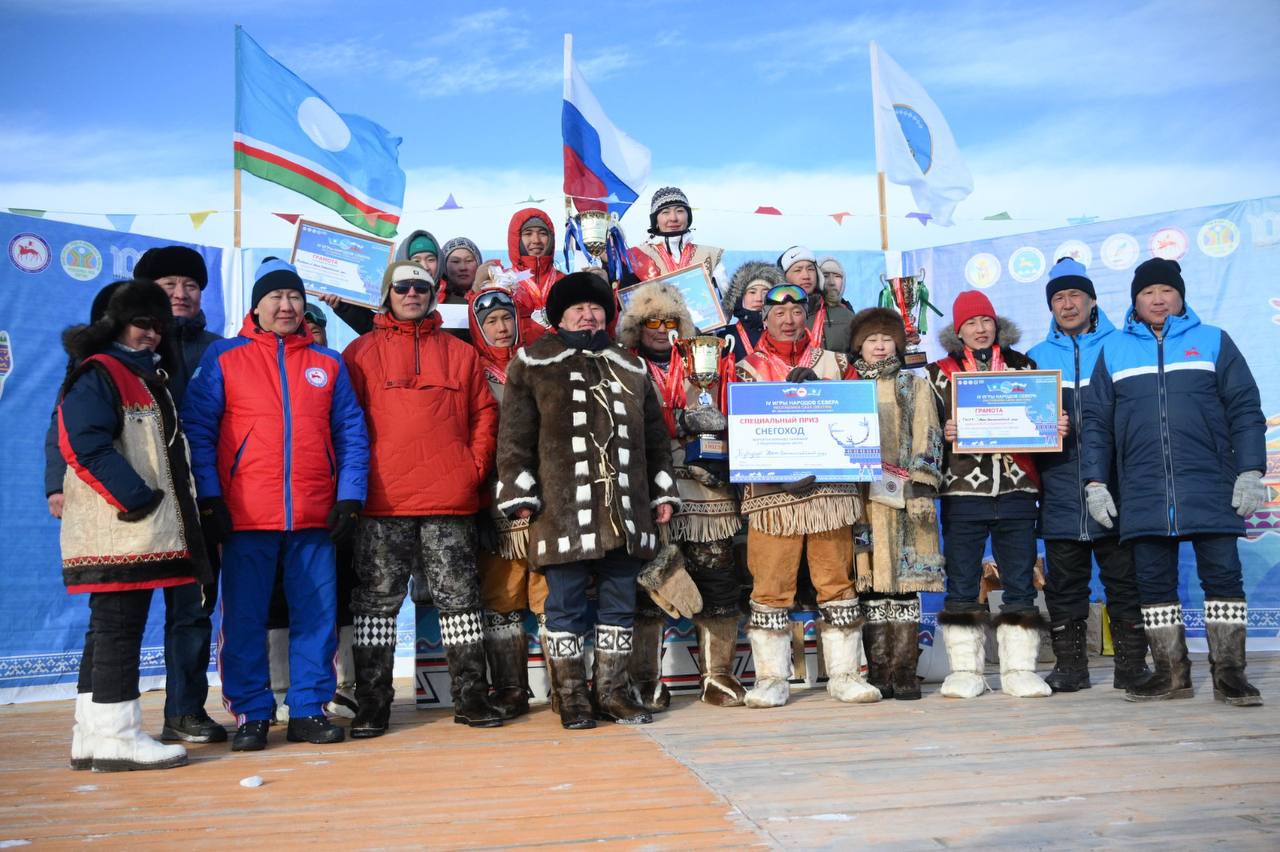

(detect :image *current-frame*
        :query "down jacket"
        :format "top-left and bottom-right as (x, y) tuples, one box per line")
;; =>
(343, 311), (498, 516)
(1082, 304), (1265, 541)
(1027, 308), (1118, 541)
(183, 314), (369, 531)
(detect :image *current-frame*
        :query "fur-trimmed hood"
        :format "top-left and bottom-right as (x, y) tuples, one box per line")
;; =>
(617, 281), (697, 349)
(722, 260), (785, 314)
(936, 315), (1022, 354)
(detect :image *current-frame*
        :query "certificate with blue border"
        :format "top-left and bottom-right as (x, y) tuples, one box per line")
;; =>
(951, 370), (1062, 453)
(727, 381), (881, 483)
(290, 219), (394, 308)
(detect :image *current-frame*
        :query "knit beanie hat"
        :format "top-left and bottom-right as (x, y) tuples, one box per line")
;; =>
(133, 245), (209, 289)
(849, 307), (907, 357)
(778, 245), (816, 273)
(406, 233), (439, 259)
(952, 290), (997, 331)
(440, 236), (482, 266)
(1045, 257), (1096, 305)
(648, 186), (692, 236)
(380, 261), (437, 310)
(251, 259), (306, 310)
(1131, 257), (1184, 302)
(520, 216), (551, 234)
(545, 271), (616, 328)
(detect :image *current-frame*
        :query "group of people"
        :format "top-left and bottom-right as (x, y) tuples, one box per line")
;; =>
(48, 185), (1267, 774)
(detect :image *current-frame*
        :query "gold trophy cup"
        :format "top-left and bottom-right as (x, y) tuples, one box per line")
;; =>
(671, 333), (733, 462)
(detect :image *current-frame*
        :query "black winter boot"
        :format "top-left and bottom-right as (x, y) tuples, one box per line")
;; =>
(543, 631), (595, 729)
(286, 714), (344, 744)
(1125, 602), (1193, 702)
(350, 621), (397, 738)
(860, 597), (893, 699)
(483, 611), (530, 720)
(1108, 614), (1152, 690)
(885, 596), (922, 701)
(1044, 620), (1091, 693)
(593, 625), (653, 725)
(627, 614), (670, 712)
(1204, 599), (1263, 707)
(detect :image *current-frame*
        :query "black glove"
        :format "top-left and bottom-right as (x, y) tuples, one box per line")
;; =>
(197, 496), (233, 544)
(118, 488), (164, 522)
(326, 499), (362, 544)
(785, 367), (820, 384)
(783, 474), (817, 494)
(476, 510), (499, 554)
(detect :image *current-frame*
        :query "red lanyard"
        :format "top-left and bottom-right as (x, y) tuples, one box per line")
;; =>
(646, 357), (686, 438)
(961, 344), (1005, 372)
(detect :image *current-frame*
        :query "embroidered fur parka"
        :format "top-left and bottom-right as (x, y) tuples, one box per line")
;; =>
(495, 334), (680, 570)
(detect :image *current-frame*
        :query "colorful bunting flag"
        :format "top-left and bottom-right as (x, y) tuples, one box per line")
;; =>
(8, 208), (45, 218)
(1067, 215), (1099, 225)
(106, 213), (136, 233)
(521, 195), (546, 203)
(906, 212), (932, 225)
(273, 212), (302, 225)
(984, 211), (1012, 221)
(830, 211), (852, 225)
(188, 210), (216, 230)
(437, 193), (461, 210)
(755, 206), (782, 215)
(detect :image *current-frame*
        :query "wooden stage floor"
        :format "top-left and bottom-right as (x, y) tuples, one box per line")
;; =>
(2, 652), (1279, 850)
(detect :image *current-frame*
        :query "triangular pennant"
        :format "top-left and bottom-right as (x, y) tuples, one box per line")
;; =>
(1067, 215), (1098, 226)
(829, 211), (851, 225)
(437, 193), (461, 210)
(8, 208), (45, 218)
(983, 211), (1012, 221)
(188, 210), (216, 230)
(273, 212), (302, 225)
(521, 195), (546, 203)
(106, 213), (136, 232)
(754, 206), (782, 215)
(906, 212), (932, 226)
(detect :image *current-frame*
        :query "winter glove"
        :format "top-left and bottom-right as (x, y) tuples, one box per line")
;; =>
(637, 544), (703, 619)
(679, 405), (728, 435)
(118, 488), (164, 523)
(785, 367), (820, 384)
(686, 460), (729, 489)
(197, 496), (233, 544)
(326, 499), (363, 544)
(783, 474), (817, 494)
(475, 510), (499, 554)
(1085, 483), (1117, 529)
(1232, 470), (1266, 518)
(906, 496), (937, 524)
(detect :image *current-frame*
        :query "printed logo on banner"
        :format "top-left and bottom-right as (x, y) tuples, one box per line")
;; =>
(109, 245), (144, 278)
(59, 240), (103, 282)
(1101, 233), (1140, 270)
(894, 105), (933, 173)
(0, 330), (12, 401)
(304, 367), (329, 388)
(8, 233), (51, 274)
(1247, 212), (1280, 247)
(1053, 240), (1092, 268)
(1007, 247), (1046, 283)
(1149, 227), (1188, 260)
(964, 253), (1001, 289)
(1197, 219), (1240, 258)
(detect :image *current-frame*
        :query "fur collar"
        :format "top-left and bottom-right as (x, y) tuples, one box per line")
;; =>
(937, 315), (1022, 354)
(516, 336), (646, 374)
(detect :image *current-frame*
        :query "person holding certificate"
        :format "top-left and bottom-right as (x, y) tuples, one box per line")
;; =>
(848, 307), (945, 701)
(926, 290), (1056, 700)
(735, 284), (880, 708)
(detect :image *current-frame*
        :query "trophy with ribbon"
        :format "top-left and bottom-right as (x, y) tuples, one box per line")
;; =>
(670, 332), (734, 462)
(563, 199), (632, 286)
(878, 269), (943, 368)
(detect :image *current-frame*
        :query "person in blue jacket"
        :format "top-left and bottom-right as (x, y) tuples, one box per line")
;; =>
(1028, 259), (1148, 693)
(1083, 257), (1266, 706)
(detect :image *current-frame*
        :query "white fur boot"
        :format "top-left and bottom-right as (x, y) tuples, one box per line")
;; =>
(939, 614), (990, 699)
(997, 617), (1052, 698)
(744, 616), (793, 709)
(70, 693), (95, 770)
(325, 625), (358, 718)
(819, 600), (881, 703)
(268, 627), (290, 723)
(89, 699), (187, 772)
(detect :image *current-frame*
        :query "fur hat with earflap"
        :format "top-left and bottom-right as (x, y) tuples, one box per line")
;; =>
(63, 279), (173, 361)
(616, 281), (698, 350)
(848, 307), (907, 359)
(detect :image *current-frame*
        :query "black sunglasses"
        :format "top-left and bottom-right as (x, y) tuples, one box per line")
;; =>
(129, 316), (168, 333)
(392, 282), (433, 295)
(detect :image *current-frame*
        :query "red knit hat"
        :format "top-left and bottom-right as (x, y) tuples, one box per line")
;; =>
(952, 290), (997, 330)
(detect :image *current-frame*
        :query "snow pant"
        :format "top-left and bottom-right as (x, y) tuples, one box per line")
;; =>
(746, 525), (856, 610)
(267, 537), (356, 629)
(942, 495), (1039, 614)
(1043, 536), (1141, 623)
(219, 529), (337, 723)
(162, 575), (215, 718)
(77, 587), (160, 703)
(543, 548), (642, 635)
(1130, 534), (1246, 605)
(479, 551), (548, 615)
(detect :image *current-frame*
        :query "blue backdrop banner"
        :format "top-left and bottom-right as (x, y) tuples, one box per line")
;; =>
(0, 213), (225, 702)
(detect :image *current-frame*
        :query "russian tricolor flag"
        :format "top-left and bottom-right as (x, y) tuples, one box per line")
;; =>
(562, 35), (651, 216)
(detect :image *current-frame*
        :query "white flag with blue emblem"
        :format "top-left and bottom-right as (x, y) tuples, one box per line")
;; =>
(870, 42), (972, 226)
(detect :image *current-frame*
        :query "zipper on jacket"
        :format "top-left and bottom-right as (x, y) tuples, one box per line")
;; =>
(414, 323), (421, 375)
(278, 337), (294, 530)
(1073, 337), (1087, 541)
(1156, 335), (1177, 535)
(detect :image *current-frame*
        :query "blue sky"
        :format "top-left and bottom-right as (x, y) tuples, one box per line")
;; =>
(3, 0), (1278, 251)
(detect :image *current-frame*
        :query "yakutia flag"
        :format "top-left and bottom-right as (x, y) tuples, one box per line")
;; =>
(561, 34), (651, 216)
(234, 26), (405, 238)
(870, 42), (972, 227)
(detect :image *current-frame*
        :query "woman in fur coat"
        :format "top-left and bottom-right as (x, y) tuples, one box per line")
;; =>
(57, 280), (211, 771)
(847, 308), (944, 700)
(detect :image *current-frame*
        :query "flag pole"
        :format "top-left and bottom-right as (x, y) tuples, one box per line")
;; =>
(563, 32), (573, 222)
(877, 171), (889, 251)
(869, 42), (889, 251)
(233, 25), (242, 249)
(233, 167), (242, 249)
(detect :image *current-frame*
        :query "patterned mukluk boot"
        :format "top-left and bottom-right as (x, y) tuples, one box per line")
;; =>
(860, 596), (894, 698)
(441, 610), (503, 728)
(325, 624), (358, 718)
(1204, 599), (1263, 707)
(819, 599), (881, 703)
(744, 603), (792, 708)
(1044, 619), (1091, 693)
(1125, 602), (1193, 702)
(483, 611), (530, 720)
(995, 611), (1052, 697)
(544, 631), (595, 729)
(70, 693), (96, 770)
(886, 595), (923, 700)
(1107, 612), (1152, 690)
(267, 627), (290, 724)
(693, 614), (747, 706)
(593, 624), (653, 725)
(938, 610), (990, 699)
(628, 614), (671, 713)
(350, 614), (397, 738)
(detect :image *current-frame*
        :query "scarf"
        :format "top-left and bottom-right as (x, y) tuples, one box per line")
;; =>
(855, 355), (901, 380)
(747, 332), (813, 382)
(556, 327), (612, 352)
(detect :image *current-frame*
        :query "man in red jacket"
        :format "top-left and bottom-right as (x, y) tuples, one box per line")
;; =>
(342, 261), (502, 736)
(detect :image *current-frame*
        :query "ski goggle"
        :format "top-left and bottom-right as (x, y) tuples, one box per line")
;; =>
(473, 290), (516, 313)
(642, 317), (680, 330)
(391, 282), (433, 295)
(303, 307), (327, 327)
(763, 284), (807, 306)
